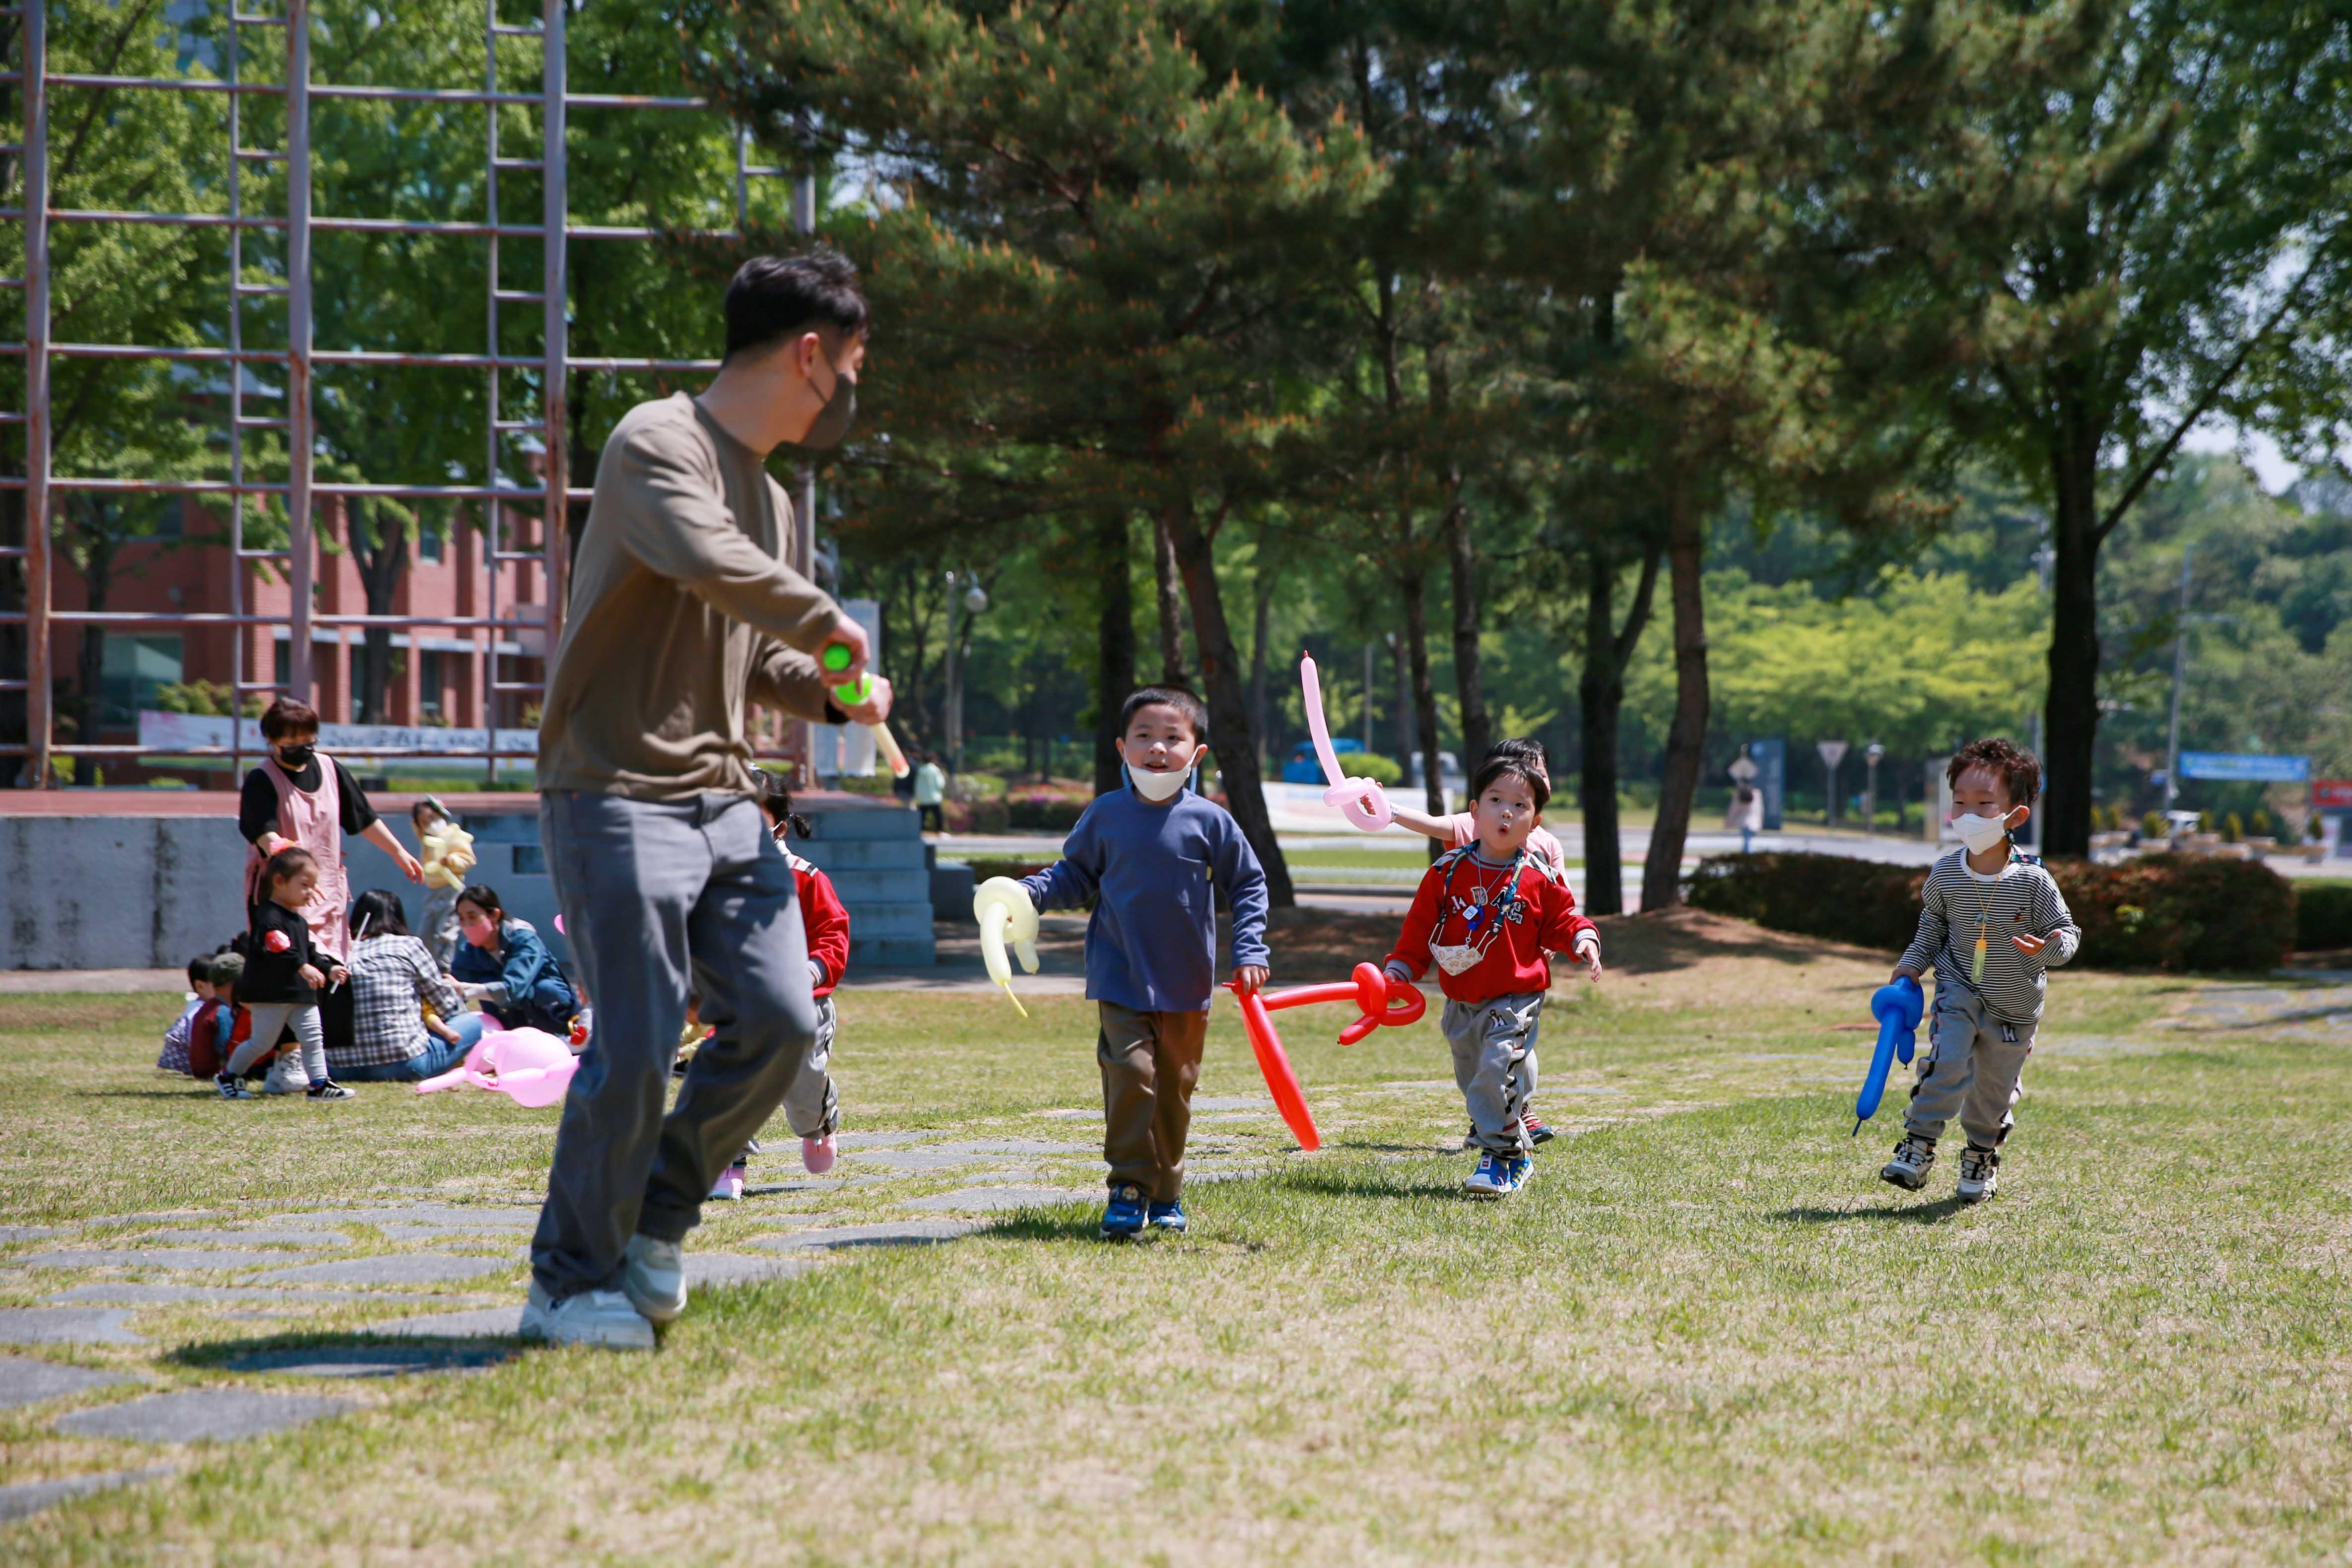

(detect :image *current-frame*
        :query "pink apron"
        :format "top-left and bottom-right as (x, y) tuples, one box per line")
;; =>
(244, 752), (352, 962)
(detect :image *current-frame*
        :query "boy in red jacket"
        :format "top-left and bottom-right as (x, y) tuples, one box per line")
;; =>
(711, 775), (854, 1199)
(1385, 753), (1602, 1197)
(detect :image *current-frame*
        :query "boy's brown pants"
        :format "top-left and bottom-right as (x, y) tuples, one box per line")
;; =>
(1097, 1001), (1208, 1203)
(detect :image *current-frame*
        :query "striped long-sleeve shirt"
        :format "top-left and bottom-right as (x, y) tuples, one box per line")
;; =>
(1897, 848), (2081, 1025)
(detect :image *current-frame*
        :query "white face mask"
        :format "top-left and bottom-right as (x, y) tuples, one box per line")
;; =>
(1951, 813), (2012, 855)
(1128, 749), (1195, 803)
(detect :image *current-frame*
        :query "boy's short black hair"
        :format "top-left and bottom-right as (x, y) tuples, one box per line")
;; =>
(1118, 685), (1209, 744)
(724, 252), (870, 360)
(186, 955), (213, 986)
(1949, 738), (2041, 809)
(1469, 754), (1550, 814)
(1482, 737), (1550, 778)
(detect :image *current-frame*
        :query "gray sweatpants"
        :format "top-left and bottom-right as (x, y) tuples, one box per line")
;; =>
(229, 1001), (326, 1085)
(1442, 990), (1545, 1158)
(782, 995), (839, 1139)
(1905, 983), (2035, 1150)
(421, 883), (463, 970)
(533, 790), (819, 1299)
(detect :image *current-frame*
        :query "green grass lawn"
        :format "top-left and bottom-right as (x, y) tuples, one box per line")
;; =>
(3, 917), (2350, 1563)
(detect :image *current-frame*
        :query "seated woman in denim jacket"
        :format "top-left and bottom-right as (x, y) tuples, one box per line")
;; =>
(451, 882), (583, 1036)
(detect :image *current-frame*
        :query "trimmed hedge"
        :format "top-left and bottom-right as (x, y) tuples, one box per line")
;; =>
(1685, 851), (2298, 972)
(2297, 882), (2352, 952)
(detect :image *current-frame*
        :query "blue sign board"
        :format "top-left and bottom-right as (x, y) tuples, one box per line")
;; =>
(2179, 752), (2309, 783)
(1752, 738), (1785, 831)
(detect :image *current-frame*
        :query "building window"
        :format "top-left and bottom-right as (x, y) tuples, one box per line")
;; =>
(101, 634), (184, 726)
(419, 525), (444, 564)
(420, 649), (444, 718)
(273, 637), (289, 692)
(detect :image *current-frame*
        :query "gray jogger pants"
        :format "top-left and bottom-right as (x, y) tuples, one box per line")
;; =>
(1442, 990), (1545, 1158)
(1905, 983), (2035, 1150)
(782, 995), (839, 1139)
(230, 1001), (326, 1085)
(421, 883), (463, 970)
(533, 790), (819, 1299)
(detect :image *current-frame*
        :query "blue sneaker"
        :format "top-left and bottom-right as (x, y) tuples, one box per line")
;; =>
(1465, 1152), (1511, 1196)
(1148, 1199), (1187, 1233)
(1100, 1184), (1148, 1239)
(1499, 1154), (1534, 1194)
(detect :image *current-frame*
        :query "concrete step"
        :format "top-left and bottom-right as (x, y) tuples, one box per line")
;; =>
(849, 935), (936, 966)
(803, 805), (920, 841)
(822, 869), (931, 904)
(798, 837), (928, 871)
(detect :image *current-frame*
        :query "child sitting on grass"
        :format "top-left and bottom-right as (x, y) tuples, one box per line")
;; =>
(157, 954), (218, 1074)
(991, 686), (1270, 1240)
(1882, 739), (2080, 1204)
(222, 847), (353, 1101)
(1384, 751), (1601, 1198)
(709, 773), (855, 1200)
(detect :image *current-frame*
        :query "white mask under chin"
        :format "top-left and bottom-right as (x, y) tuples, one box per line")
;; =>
(1951, 813), (2012, 855)
(1128, 756), (1193, 803)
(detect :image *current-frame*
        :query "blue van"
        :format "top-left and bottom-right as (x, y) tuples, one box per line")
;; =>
(1282, 738), (1362, 784)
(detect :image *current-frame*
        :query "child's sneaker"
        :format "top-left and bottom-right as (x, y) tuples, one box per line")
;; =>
(1465, 1152), (1513, 1197)
(262, 1055), (309, 1095)
(1499, 1154), (1534, 1194)
(802, 1133), (836, 1175)
(1881, 1133), (1937, 1191)
(1956, 1145), (2000, 1204)
(1099, 1184), (1148, 1239)
(708, 1161), (746, 1201)
(1148, 1199), (1187, 1233)
(214, 1071), (252, 1100)
(1524, 1113), (1555, 1145)
(305, 1081), (355, 1101)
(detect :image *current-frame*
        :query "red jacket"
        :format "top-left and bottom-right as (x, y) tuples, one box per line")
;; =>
(791, 852), (851, 997)
(1386, 846), (1598, 1005)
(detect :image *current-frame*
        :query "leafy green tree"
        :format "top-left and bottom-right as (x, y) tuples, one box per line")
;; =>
(1829, 0), (2352, 855)
(719, 0), (1384, 905)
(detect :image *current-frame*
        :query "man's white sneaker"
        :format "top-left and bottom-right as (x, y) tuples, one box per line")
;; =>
(1881, 1134), (1937, 1192)
(622, 1233), (686, 1325)
(1956, 1146), (2000, 1204)
(519, 1283), (655, 1351)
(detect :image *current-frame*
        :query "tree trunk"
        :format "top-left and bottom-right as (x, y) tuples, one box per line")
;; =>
(1447, 497), (1491, 768)
(1641, 491), (1709, 912)
(1094, 512), (1135, 797)
(2041, 430), (2101, 859)
(71, 503), (117, 771)
(1400, 570), (1445, 867)
(1247, 531), (1276, 774)
(1391, 632), (1414, 786)
(1152, 507), (1189, 685)
(1580, 538), (1661, 917)
(1165, 497), (1294, 908)
(350, 501), (407, 727)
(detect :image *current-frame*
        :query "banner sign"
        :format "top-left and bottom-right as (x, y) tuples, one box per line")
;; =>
(2179, 751), (2308, 783)
(139, 709), (539, 760)
(2312, 780), (2352, 808)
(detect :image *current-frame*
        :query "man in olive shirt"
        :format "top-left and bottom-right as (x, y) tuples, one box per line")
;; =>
(525, 253), (891, 1350)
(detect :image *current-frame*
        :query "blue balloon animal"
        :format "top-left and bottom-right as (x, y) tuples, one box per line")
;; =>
(1853, 974), (1925, 1135)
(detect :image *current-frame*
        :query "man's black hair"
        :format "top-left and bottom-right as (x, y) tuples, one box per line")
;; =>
(1118, 685), (1210, 744)
(724, 251), (870, 360)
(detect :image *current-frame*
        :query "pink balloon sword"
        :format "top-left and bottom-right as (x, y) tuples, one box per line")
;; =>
(1300, 653), (1393, 831)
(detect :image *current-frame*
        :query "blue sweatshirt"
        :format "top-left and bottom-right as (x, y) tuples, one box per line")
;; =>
(1020, 784), (1271, 1013)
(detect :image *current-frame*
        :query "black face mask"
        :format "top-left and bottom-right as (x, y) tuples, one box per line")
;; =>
(797, 358), (857, 450)
(276, 744), (316, 771)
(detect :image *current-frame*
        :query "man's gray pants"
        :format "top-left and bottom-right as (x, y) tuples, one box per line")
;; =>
(1904, 983), (2035, 1150)
(1442, 990), (1545, 1157)
(534, 790), (818, 1299)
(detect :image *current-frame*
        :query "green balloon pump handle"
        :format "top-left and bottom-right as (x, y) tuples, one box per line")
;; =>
(821, 641), (911, 778)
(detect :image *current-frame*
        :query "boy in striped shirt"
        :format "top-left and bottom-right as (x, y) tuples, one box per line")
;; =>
(1882, 739), (2081, 1203)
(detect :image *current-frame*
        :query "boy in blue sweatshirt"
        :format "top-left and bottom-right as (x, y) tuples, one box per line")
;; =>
(991, 686), (1270, 1240)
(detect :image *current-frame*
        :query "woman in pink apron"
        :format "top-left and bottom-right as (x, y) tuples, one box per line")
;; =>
(241, 698), (422, 963)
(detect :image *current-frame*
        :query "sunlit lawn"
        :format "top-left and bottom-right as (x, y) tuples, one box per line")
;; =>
(3, 911), (2348, 1564)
